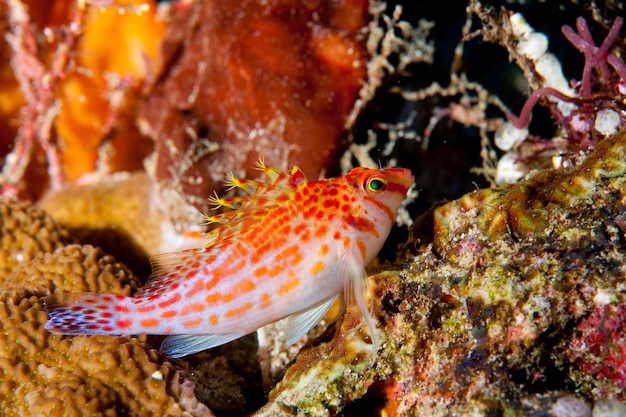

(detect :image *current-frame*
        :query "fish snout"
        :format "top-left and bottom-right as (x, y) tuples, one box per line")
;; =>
(383, 168), (415, 194)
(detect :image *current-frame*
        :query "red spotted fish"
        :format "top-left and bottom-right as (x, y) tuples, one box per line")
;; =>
(44, 161), (414, 358)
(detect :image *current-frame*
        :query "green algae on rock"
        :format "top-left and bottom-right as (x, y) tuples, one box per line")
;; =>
(255, 131), (626, 416)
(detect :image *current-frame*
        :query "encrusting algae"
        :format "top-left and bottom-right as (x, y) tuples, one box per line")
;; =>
(255, 130), (626, 416)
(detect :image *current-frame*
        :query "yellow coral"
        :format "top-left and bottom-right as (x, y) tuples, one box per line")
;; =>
(0, 199), (212, 416)
(0, 244), (213, 416)
(0, 197), (69, 277)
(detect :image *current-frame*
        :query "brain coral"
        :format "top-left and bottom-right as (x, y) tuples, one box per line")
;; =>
(0, 203), (213, 417)
(0, 197), (69, 277)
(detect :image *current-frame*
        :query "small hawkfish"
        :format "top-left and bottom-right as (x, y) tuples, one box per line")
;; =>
(44, 161), (414, 358)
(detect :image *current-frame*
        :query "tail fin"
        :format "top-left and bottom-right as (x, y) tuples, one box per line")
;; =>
(44, 292), (130, 335)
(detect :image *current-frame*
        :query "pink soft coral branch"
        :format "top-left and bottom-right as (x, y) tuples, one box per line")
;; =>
(506, 87), (579, 129)
(507, 16), (625, 133)
(561, 16), (625, 97)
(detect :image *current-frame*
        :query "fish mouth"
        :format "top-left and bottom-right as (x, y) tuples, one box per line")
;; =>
(383, 168), (415, 194)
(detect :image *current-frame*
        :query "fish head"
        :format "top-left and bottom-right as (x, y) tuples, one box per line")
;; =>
(341, 166), (415, 262)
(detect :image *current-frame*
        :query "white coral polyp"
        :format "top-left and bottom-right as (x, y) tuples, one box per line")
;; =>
(496, 151), (526, 184)
(594, 109), (620, 136)
(495, 122), (528, 151)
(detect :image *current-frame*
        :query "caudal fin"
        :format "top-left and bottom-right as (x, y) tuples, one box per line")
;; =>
(44, 292), (129, 335)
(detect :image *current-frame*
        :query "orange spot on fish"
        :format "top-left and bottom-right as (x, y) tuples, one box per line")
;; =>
(158, 293), (182, 309)
(206, 293), (221, 304)
(140, 318), (159, 327)
(181, 303), (206, 315)
(209, 315), (219, 325)
(115, 305), (130, 313)
(205, 276), (219, 290)
(116, 319), (132, 329)
(161, 310), (177, 318)
(333, 231), (342, 240)
(137, 304), (156, 313)
(314, 224), (328, 238)
(320, 244), (329, 256)
(225, 302), (253, 318)
(356, 239), (367, 260)
(293, 223), (307, 235)
(185, 280), (205, 298)
(311, 261), (325, 275)
(254, 266), (269, 277)
(276, 245), (301, 263)
(260, 293), (271, 309)
(183, 318), (202, 328)
(278, 278), (300, 295)
(268, 264), (286, 278)
(234, 279), (256, 294)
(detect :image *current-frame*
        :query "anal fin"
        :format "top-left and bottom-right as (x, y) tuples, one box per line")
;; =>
(284, 295), (338, 345)
(160, 333), (245, 358)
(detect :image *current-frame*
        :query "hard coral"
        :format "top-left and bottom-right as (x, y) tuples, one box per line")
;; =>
(256, 130), (626, 416)
(139, 0), (369, 218)
(0, 200), (212, 416)
(0, 243), (213, 417)
(38, 172), (206, 277)
(0, 197), (69, 277)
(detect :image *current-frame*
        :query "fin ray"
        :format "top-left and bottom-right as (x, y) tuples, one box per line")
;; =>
(161, 333), (245, 358)
(284, 295), (338, 345)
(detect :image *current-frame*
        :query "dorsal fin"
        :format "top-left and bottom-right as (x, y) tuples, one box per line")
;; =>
(138, 248), (203, 297)
(202, 161), (308, 246)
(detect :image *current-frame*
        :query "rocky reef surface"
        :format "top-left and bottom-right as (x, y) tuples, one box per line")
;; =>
(256, 131), (626, 416)
(1, 0), (625, 415)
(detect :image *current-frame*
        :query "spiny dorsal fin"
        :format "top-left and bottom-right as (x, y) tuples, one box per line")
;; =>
(202, 161), (308, 245)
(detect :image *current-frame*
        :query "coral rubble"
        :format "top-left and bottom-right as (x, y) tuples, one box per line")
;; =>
(255, 130), (626, 416)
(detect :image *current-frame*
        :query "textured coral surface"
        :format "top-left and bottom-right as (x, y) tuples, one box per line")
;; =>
(0, 197), (69, 277)
(256, 131), (626, 416)
(0, 198), (213, 416)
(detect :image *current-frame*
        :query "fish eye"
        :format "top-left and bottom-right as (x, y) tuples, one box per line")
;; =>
(366, 177), (386, 192)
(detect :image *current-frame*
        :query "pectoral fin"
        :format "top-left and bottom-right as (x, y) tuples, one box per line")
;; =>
(343, 254), (379, 363)
(284, 295), (339, 345)
(160, 333), (246, 358)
